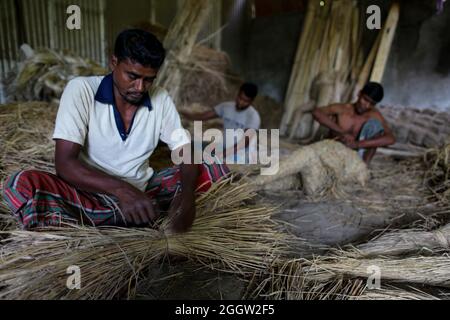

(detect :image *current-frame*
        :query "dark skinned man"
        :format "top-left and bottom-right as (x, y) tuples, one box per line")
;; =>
(312, 82), (396, 165)
(180, 83), (261, 163)
(2, 29), (229, 233)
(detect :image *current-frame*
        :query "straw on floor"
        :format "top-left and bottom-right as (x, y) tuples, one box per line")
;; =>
(0, 177), (294, 299)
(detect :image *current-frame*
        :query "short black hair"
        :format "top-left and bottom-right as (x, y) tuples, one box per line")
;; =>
(114, 29), (166, 69)
(361, 82), (384, 103)
(240, 82), (258, 99)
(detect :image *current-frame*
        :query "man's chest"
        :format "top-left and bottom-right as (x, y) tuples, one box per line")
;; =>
(221, 110), (253, 129)
(337, 112), (370, 135)
(86, 106), (160, 152)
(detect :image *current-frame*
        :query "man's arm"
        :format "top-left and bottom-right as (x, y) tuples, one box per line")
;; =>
(167, 144), (200, 233)
(55, 139), (158, 226)
(312, 104), (347, 134)
(179, 109), (218, 121)
(220, 129), (257, 161)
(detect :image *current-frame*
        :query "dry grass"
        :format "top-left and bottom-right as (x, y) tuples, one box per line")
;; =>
(353, 223), (450, 257)
(244, 259), (367, 300)
(0, 102), (57, 180)
(353, 285), (442, 300)
(0, 177), (293, 299)
(246, 253), (450, 300)
(424, 143), (450, 205)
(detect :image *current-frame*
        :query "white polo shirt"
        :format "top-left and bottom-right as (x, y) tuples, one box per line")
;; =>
(53, 74), (190, 191)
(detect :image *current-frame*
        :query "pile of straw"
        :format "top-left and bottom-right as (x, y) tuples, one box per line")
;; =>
(4, 45), (106, 104)
(0, 102), (57, 180)
(0, 178), (293, 299)
(178, 45), (235, 108)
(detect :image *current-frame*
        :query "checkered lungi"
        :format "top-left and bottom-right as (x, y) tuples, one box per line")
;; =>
(1, 163), (230, 230)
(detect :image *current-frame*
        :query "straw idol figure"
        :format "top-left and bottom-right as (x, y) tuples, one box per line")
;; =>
(2, 29), (230, 232)
(312, 82), (396, 165)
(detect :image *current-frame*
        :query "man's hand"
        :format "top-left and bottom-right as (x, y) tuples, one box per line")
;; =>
(167, 191), (196, 234)
(116, 186), (159, 226)
(165, 162), (199, 234)
(337, 134), (359, 149)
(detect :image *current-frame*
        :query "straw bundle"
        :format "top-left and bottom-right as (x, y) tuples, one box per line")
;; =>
(245, 259), (367, 300)
(424, 143), (450, 203)
(0, 178), (293, 299)
(353, 286), (441, 300)
(250, 140), (368, 195)
(304, 254), (450, 288)
(247, 254), (449, 300)
(354, 223), (450, 257)
(4, 45), (106, 104)
(178, 46), (233, 108)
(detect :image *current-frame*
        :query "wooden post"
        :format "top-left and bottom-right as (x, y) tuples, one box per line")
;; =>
(370, 2), (400, 83)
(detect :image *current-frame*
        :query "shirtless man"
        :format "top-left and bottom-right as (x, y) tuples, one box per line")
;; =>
(312, 82), (396, 164)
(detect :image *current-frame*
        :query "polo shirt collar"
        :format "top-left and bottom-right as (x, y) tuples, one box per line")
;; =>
(94, 73), (152, 110)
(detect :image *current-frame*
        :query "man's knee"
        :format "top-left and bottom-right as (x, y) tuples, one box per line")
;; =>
(2, 170), (50, 211)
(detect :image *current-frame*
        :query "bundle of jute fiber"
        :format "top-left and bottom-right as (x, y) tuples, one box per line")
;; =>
(0, 102), (57, 179)
(178, 45), (234, 108)
(250, 140), (369, 195)
(244, 258), (367, 300)
(424, 142), (450, 203)
(0, 178), (294, 300)
(303, 254), (450, 288)
(353, 223), (450, 258)
(248, 255), (449, 300)
(4, 44), (106, 104)
(352, 286), (441, 300)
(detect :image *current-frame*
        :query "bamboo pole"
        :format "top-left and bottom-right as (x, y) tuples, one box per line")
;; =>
(370, 2), (400, 82)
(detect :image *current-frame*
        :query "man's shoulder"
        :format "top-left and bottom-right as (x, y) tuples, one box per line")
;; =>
(337, 103), (354, 111)
(249, 105), (260, 116)
(369, 108), (386, 121)
(149, 86), (172, 105)
(65, 75), (104, 95)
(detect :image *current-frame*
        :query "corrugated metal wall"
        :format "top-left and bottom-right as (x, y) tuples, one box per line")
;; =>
(0, 0), (20, 79)
(0, 0), (106, 81)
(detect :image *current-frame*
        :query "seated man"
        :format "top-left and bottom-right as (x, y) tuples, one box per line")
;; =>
(180, 83), (261, 164)
(312, 82), (395, 164)
(2, 29), (229, 232)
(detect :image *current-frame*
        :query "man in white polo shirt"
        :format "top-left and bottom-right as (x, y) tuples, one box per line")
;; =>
(2, 29), (229, 233)
(180, 83), (261, 163)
